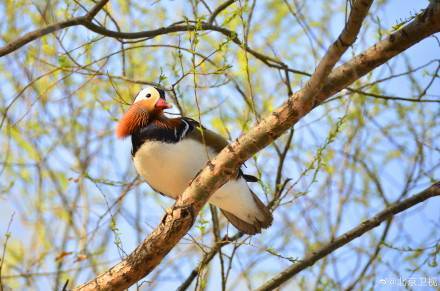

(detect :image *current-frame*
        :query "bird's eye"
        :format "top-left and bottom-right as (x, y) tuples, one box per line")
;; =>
(146, 93), (151, 98)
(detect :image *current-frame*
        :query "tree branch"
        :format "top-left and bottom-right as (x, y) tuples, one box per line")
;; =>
(0, 2), (308, 77)
(73, 2), (440, 291)
(84, 0), (110, 21)
(256, 182), (440, 291)
(301, 0), (373, 104)
(346, 88), (440, 103)
(176, 232), (242, 291)
(0, 18), (83, 57)
(0, 0), (109, 57)
(208, 0), (237, 24)
(316, 5), (440, 103)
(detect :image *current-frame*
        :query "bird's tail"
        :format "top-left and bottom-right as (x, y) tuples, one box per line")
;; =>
(220, 191), (272, 235)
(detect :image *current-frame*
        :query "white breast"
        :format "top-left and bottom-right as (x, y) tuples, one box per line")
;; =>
(133, 139), (264, 224)
(133, 139), (215, 198)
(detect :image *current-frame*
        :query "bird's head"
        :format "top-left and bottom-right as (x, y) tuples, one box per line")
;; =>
(116, 86), (172, 138)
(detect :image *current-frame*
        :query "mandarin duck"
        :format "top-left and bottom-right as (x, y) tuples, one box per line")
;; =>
(116, 86), (272, 234)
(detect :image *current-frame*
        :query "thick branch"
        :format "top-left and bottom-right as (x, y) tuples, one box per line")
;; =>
(256, 182), (440, 291)
(317, 7), (440, 102)
(74, 3), (440, 291)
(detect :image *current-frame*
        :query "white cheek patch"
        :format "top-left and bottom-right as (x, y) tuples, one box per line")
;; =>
(134, 88), (152, 103)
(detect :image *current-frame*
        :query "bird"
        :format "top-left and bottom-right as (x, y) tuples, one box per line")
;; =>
(116, 86), (272, 234)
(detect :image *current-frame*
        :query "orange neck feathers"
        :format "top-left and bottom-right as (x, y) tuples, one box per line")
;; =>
(116, 101), (151, 138)
(116, 100), (180, 138)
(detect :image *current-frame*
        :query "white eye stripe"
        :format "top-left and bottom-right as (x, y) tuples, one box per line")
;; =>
(134, 86), (159, 103)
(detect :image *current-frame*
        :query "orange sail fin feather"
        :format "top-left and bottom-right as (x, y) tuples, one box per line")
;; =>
(116, 100), (150, 138)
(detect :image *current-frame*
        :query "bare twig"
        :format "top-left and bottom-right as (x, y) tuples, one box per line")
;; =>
(0, 0), (110, 57)
(0, 212), (15, 290)
(208, 0), (237, 24)
(256, 182), (440, 291)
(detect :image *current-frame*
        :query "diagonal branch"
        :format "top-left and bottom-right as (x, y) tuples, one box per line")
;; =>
(84, 0), (110, 21)
(74, 2), (440, 291)
(300, 0), (374, 104)
(256, 182), (440, 291)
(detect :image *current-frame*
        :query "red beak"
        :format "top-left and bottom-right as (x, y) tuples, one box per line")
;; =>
(155, 98), (172, 110)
